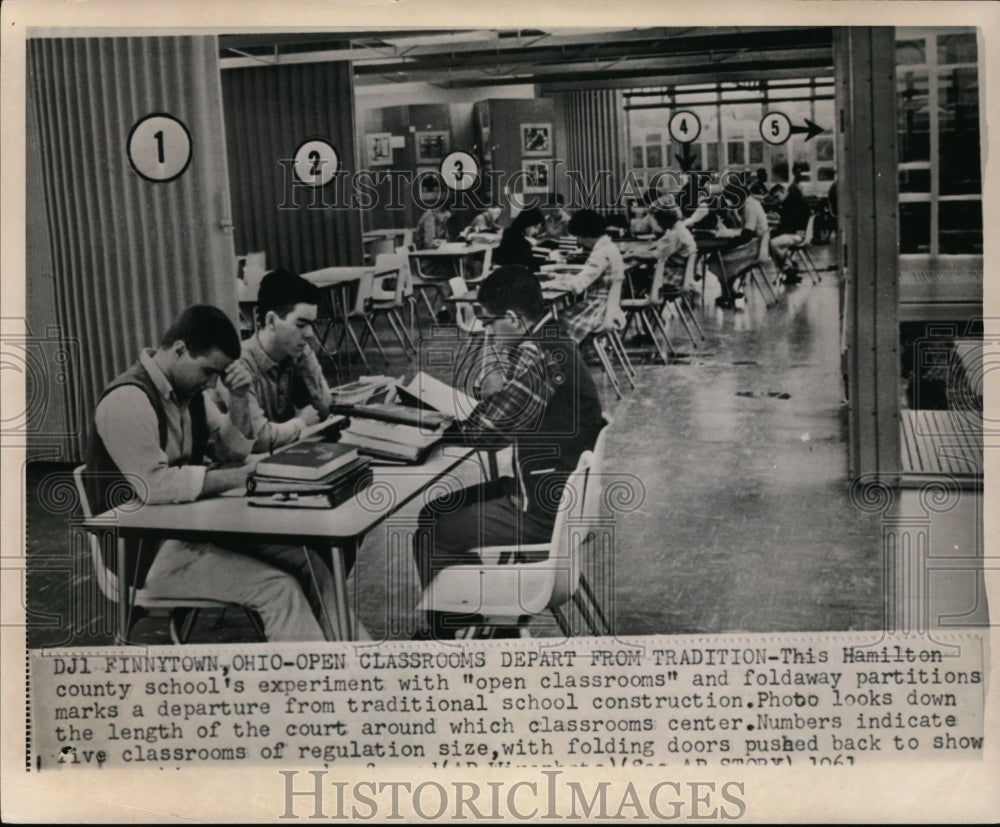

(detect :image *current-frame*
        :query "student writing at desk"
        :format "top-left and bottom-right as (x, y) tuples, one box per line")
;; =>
(412, 267), (605, 639)
(215, 269), (332, 453)
(84, 305), (339, 641)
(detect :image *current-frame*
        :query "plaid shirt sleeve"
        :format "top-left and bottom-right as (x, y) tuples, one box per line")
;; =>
(459, 340), (553, 443)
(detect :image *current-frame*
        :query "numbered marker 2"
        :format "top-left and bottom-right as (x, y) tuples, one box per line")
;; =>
(760, 112), (792, 146)
(669, 110), (702, 144)
(293, 138), (340, 186)
(127, 113), (192, 183)
(440, 151), (479, 192)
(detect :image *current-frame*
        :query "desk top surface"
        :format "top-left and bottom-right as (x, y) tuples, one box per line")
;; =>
(412, 242), (496, 257)
(300, 266), (372, 288)
(91, 446), (476, 540)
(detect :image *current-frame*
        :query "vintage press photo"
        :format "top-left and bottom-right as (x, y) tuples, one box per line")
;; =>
(1, 0), (998, 822)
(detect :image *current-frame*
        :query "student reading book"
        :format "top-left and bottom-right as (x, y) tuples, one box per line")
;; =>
(411, 267), (605, 639)
(85, 304), (340, 642)
(215, 270), (333, 452)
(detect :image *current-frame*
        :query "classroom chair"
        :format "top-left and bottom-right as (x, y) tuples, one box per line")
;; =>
(73, 465), (265, 644)
(416, 449), (599, 638)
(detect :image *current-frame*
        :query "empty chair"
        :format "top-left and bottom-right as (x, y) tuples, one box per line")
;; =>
(73, 466), (264, 644)
(786, 213), (821, 284)
(416, 450), (596, 638)
(621, 259), (675, 363)
(363, 251), (417, 359)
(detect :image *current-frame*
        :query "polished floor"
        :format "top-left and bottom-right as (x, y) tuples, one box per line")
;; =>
(23, 243), (987, 646)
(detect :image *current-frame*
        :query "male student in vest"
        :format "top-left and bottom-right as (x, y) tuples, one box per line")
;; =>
(412, 266), (605, 639)
(85, 304), (339, 641)
(220, 269), (332, 453)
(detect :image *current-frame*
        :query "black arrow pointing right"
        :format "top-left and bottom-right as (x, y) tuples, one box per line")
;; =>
(789, 119), (824, 142)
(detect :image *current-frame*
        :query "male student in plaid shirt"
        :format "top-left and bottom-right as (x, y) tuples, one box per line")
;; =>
(412, 266), (605, 639)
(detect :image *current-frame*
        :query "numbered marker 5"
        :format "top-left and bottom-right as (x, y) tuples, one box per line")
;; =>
(440, 151), (479, 192)
(760, 112), (792, 146)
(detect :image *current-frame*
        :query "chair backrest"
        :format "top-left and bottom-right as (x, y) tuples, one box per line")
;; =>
(802, 213), (815, 245)
(758, 231), (771, 264)
(372, 252), (406, 305)
(349, 269), (376, 316)
(242, 251), (267, 294)
(545, 450), (594, 610)
(72, 465), (122, 604)
(448, 276), (483, 334)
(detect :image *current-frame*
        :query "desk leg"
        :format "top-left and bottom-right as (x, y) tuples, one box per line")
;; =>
(116, 537), (132, 644)
(329, 543), (354, 640)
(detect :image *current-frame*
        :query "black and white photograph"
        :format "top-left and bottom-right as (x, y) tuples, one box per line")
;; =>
(365, 131), (393, 166)
(2, 2), (997, 823)
(520, 159), (551, 193)
(521, 123), (552, 155)
(415, 130), (450, 164)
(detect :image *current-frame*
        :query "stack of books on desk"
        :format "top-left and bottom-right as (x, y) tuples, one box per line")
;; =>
(248, 442), (373, 508)
(338, 405), (451, 463)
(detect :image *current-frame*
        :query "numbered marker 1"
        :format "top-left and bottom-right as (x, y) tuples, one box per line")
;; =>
(127, 113), (192, 183)
(669, 110), (702, 144)
(760, 112), (792, 146)
(293, 138), (339, 186)
(440, 151), (479, 192)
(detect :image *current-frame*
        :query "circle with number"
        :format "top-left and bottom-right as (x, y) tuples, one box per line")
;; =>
(669, 110), (702, 144)
(126, 113), (192, 183)
(440, 151), (479, 192)
(760, 112), (792, 146)
(293, 138), (339, 186)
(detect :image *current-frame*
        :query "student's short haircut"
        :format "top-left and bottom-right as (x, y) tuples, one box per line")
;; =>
(653, 207), (682, 230)
(160, 305), (241, 360)
(476, 266), (545, 322)
(568, 209), (606, 238)
(256, 269), (322, 319)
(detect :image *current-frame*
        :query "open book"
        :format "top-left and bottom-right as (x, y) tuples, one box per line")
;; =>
(395, 371), (478, 422)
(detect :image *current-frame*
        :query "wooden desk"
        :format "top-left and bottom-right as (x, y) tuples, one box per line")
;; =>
(89, 445), (477, 642)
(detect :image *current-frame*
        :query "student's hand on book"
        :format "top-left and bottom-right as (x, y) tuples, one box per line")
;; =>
(223, 360), (253, 396)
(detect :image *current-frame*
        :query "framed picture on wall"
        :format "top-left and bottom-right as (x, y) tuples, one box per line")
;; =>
(365, 132), (393, 166)
(522, 123), (552, 155)
(416, 131), (450, 164)
(521, 159), (551, 193)
(415, 167), (444, 200)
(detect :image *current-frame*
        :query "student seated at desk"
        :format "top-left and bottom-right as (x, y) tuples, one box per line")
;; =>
(557, 209), (627, 344)
(493, 207), (546, 273)
(217, 269), (332, 454)
(769, 182), (811, 284)
(412, 267), (605, 639)
(84, 305), (340, 641)
(461, 205), (502, 238)
(414, 203), (453, 250)
(542, 194), (572, 239)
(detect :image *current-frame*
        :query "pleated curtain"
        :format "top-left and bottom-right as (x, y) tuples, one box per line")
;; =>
(221, 60), (362, 274)
(558, 89), (626, 213)
(26, 36), (237, 460)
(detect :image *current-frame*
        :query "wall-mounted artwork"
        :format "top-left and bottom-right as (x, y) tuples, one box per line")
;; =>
(416, 131), (450, 164)
(365, 132), (393, 166)
(521, 159), (551, 193)
(522, 123), (552, 155)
